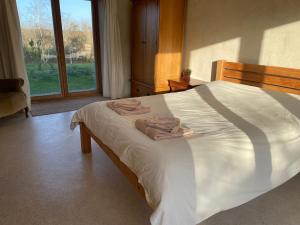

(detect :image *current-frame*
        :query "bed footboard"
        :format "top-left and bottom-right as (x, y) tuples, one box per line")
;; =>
(80, 122), (92, 154)
(78, 122), (147, 200)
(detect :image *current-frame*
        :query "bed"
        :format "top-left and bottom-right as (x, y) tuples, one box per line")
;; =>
(71, 60), (300, 225)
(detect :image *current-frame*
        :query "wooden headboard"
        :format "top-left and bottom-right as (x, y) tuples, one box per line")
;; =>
(216, 60), (300, 95)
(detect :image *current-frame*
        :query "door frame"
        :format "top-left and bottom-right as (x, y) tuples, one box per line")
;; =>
(31, 0), (102, 102)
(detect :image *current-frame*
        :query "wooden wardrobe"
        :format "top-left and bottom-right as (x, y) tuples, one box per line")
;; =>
(131, 0), (186, 97)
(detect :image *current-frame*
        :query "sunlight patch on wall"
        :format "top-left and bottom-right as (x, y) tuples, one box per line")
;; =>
(188, 38), (241, 81)
(259, 21), (300, 69)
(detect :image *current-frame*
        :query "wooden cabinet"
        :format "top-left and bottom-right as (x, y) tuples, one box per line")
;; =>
(131, 0), (186, 97)
(131, 81), (154, 97)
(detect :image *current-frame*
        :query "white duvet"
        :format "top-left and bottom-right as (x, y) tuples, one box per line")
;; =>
(71, 81), (300, 225)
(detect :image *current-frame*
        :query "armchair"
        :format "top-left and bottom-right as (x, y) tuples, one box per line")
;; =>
(0, 78), (29, 118)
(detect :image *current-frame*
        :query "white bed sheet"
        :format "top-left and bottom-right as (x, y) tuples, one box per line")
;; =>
(71, 81), (300, 225)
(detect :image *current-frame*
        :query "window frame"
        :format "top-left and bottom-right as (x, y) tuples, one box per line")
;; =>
(29, 0), (102, 102)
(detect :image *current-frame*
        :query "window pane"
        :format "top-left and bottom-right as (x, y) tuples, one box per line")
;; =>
(17, 0), (61, 96)
(60, 0), (97, 92)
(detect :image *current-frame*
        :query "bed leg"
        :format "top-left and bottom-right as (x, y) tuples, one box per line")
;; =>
(80, 123), (92, 154)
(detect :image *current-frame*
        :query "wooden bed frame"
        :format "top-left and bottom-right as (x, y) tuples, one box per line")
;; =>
(80, 60), (300, 203)
(216, 60), (300, 95)
(80, 122), (146, 198)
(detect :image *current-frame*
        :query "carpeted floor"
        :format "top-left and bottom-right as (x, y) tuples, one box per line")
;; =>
(0, 112), (299, 225)
(31, 96), (108, 116)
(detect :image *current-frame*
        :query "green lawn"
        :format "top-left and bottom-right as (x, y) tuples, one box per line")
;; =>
(26, 63), (96, 96)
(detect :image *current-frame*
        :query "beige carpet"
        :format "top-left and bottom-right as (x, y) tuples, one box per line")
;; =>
(0, 112), (299, 225)
(31, 96), (108, 116)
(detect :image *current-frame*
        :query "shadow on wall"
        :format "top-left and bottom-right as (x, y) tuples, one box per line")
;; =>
(183, 0), (300, 81)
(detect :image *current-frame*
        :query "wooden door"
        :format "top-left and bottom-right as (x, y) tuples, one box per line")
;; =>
(131, 0), (147, 83)
(154, 0), (186, 92)
(144, 0), (158, 86)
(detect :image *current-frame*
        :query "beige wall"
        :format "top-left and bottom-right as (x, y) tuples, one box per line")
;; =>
(117, 0), (132, 96)
(183, 0), (300, 81)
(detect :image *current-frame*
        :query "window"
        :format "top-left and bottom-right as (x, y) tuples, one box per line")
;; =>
(17, 0), (100, 99)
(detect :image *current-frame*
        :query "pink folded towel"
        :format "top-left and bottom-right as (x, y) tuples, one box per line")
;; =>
(108, 99), (141, 111)
(135, 118), (193, 141)
(107, 99), (150, 116)
(143, 116), (181, 133)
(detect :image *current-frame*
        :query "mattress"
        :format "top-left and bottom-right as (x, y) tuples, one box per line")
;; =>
(71, 81), (300, 225)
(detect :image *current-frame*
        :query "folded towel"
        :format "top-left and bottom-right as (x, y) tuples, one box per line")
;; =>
(109, 106), (151, 116)
(107, 99), (150, 116)
(135, 119), (193, 140)
(107, 99), (141, 111)
(143, 116), (181, 133)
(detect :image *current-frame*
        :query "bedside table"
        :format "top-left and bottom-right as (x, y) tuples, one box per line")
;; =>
(168, 78), (207, 92)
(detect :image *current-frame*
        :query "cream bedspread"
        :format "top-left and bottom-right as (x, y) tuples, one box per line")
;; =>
(71, 81), (300, 225)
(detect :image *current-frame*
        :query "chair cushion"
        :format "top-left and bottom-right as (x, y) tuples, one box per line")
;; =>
(0, 92), (27, 118)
